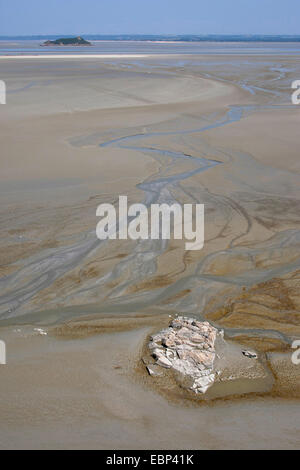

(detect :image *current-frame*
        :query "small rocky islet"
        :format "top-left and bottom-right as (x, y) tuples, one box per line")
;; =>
(143, 316), (272, 399)
(41, 36), (92, 47)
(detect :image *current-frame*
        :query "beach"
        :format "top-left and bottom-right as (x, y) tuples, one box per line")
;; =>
(0, 42), (300, 449)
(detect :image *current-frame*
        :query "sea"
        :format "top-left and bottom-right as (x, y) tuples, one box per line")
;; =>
(1, 35), (300, 56)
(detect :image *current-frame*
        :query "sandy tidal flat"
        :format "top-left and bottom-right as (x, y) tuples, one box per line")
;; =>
(0, 48), (300, 449)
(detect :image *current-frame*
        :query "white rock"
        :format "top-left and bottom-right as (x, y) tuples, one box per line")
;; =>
(242, 350), (258, 359)
(156, 355), (172, 369)
(151, 348), (164, 359)
(147, 365), (164, 377)
(148, 341), (160, 350)
(193, 373), (215, 394)
(146, 316), (220, 393)
(34, 328), (47, 336)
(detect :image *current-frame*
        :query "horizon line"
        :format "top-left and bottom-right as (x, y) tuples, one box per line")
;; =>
(2, 33), (300, 38)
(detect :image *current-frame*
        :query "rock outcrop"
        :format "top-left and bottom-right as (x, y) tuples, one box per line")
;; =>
(145, 316), (275, 398)
(42, 37), (91, 46)
(147, 316), (223, 394)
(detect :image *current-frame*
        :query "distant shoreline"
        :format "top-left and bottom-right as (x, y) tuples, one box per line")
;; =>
(2, 34), (300, 43)
(0, 54), (150, 59)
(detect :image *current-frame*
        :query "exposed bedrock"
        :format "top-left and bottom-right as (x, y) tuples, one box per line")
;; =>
(145, 316), (274, 398)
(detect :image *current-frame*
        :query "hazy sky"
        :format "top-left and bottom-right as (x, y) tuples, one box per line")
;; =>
(0, 0), (298, 36)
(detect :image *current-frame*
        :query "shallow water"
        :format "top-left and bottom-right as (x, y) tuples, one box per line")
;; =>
(2, 40), (300, 56)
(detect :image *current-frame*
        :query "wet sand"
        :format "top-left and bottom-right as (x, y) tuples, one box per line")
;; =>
(0, 49), (300, 449)
(0, 319), (299, 450)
